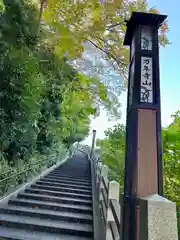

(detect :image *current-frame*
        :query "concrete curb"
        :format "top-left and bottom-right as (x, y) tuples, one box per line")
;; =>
(0, 152), (71, 204)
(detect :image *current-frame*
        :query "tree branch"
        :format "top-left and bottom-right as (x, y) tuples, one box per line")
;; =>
(87, 38), (127, 69)
(106, 23), (123, 30)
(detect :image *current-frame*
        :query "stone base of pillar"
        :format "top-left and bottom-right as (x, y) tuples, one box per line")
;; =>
(139, 194), (178, 240)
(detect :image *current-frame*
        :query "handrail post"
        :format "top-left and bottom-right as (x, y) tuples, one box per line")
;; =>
(106, 181), (120, 240)
(99, 164), (109, 230)
(96, 162), (102, 187)
(90, 134), (104, 240)
(99, 165), (108, 202)
(90, 129), (96, 159)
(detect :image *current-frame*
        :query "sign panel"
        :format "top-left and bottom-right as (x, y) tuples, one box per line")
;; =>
(140, 57), (153, 103)
(141, 27), (152, 51)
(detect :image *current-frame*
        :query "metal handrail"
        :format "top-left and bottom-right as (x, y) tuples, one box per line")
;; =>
(102, 176), (108, 193)
(79, 141), (123, 239)
(0, 154), (58, 178)
(110, 199), (121, 234)
(0, 155), (58, 184)
(101, 187), (108, 208)
(109, 222), (116, 240)
(93, 151), (121, 239)
(101, 174), (120, 234)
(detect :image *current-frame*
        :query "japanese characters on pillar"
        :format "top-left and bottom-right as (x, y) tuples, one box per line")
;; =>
(140, 27), (153, 103)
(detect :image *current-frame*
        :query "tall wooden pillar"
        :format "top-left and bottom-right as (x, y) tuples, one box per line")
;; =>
(121, 12), (167, 240)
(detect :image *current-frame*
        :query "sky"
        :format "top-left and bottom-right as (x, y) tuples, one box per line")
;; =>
(84, 0), (180, 145)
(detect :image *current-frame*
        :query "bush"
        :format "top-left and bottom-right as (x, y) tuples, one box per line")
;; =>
(0, 144), (68, 198)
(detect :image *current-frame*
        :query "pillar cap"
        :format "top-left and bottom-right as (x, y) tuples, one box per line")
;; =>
(124, 11), (167, 46)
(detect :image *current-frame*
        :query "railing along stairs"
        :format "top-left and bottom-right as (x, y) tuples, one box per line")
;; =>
(79, 143), (121, 240)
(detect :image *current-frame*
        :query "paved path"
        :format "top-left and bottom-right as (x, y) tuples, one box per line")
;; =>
(0, 151), (93, 239)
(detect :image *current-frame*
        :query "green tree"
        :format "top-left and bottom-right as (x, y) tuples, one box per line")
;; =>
(42, 0), (169, 77)
(162, 111), (180, 205)
(40, 0), (169, 121)
(0, 0), (43, 164)
(0, 0), (100, 165)
(97, 124), (125, 188)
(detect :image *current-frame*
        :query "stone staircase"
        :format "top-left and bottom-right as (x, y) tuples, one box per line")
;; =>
(0, 152), (93, 240)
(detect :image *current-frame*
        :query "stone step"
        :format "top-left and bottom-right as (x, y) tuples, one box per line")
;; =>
(51, 167), (90, 172)
(30, 184), (92, 194)
(0, 152), (94, 239)
(0, 214), (93, 237)
(0, 226), (92, 240)
(48, 172), (91, 177)
(51, 171), (90, 175)
(43, 175), (91, 184)
(25, 188), (92, 200)
(0, 205), (93, 224)
(41, 177), (92, 186)
(52, 166), (90, 170)
(17, 192), (92, 206)
(8, 198), (92, 214)
(35, 180), (92, 190)
(49, 171), (91, 176)
(46, 173), (91, 181)
(50, 167), (88, 170)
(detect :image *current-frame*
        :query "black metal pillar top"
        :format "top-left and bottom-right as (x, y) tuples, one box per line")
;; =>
(124, 12), (167, 46)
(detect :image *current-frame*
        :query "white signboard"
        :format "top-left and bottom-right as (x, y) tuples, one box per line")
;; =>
(140, 57), (153, 103)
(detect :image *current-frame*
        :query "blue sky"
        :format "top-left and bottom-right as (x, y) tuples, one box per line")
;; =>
(84, 0), (180, 145)
(151, 0), (180, 126)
